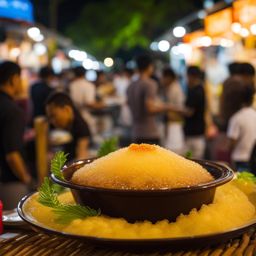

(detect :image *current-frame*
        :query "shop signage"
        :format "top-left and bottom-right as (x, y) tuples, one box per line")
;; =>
(205, 8), (232, 37)
(233, 0), (256, 26)
(0, 0), (34, 23)
(184, 30), (205, 43)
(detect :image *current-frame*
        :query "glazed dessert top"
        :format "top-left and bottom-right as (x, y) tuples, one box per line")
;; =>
(128, 143), (156, 152)
(71, 144), (214, 190)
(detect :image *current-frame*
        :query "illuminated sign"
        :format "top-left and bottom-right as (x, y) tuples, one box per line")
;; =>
(233, 0), (256, 26)
(205, 8), (232, 37)
(183, 30), (205, 43)
(0, 0), (34, 23)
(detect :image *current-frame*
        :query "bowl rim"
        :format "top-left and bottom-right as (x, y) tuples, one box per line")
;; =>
(51, 159), (234, 194)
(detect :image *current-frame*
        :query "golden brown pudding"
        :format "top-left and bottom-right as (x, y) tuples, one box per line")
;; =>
(71, 144), (213, 190)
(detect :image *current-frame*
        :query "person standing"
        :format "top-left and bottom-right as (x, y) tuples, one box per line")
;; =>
(113, 69), (133, 145)
(161, 68), (185, 154)
(127, 55), (175, 145)
(30, 66), (55, 119)
(220, 62), (255, 130)
(227, 82), (256, 171)
(69, 66), (103, 135)
(0, 61), (32, 209)
(184, 66), (206, 159)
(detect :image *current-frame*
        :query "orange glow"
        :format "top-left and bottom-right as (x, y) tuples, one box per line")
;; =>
(183, 30), (205, 43)
(233, 0), (256, 27)
(128, 144), (157, 152)
(205, 8), (232, 37)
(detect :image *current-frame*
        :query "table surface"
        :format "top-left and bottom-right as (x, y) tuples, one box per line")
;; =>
(1, 228), (256, 256)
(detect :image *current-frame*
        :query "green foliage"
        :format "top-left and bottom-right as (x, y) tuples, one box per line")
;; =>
(37, 152), (100, 223)
(52, 183), (66, 194)
(65, 0), (195, 59)
(237, 172), (256, 183)
(97, 137), (119, 157)
(53, 204), (100, 224)
(50, 151), (68, 180)
(38, 177), (61, 208)
(38, 177), (100, 223)
(185, 151), (193, 159)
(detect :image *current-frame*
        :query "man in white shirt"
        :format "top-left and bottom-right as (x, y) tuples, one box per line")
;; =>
(70, 66), (101, 134)
(227, 83), (256, 171)
(161, 67), (185, 154)
(113, 69), (133, 127)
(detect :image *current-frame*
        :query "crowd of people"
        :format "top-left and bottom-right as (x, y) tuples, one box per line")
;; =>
(0, 55), (256, 209)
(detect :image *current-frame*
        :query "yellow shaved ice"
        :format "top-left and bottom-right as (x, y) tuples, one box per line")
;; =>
(71, 144), (213, 189)
(24, 181), (256, 239)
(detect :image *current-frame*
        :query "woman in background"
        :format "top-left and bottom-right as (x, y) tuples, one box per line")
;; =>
(227, 81), (256, 171)
(161, 67), (185, 154)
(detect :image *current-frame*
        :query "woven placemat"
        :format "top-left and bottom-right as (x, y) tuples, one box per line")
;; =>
(1, 230), (256, 256)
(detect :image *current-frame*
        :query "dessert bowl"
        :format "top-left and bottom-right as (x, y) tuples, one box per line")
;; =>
(51, 159), (234, 222)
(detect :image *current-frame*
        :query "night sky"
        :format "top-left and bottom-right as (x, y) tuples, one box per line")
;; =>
(31, 0), (205, 32)
(31, 0), (105, 31)
(30, 0), (224, 60)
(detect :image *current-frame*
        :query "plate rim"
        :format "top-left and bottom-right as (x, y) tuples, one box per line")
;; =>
(2, 208), (25, 226)
(17, 192), (256, 244)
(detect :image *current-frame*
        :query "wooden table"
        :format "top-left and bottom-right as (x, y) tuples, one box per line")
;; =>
(1, 228), (256, 256)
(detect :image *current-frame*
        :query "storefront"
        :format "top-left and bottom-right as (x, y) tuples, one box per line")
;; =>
(0, 1), (74, 98)
(155, 0), (256, 115)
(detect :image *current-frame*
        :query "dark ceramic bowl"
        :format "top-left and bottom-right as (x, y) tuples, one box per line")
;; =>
(51, 159), (234, 223)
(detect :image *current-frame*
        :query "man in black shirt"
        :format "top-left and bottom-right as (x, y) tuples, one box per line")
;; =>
(46, 92), (91, 160)
(184, 66), (206, 159)
(30, 66), (54, 119)
(0, 61), (32, 209)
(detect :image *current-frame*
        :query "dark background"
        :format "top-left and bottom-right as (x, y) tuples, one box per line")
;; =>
(31, 0), (222, 60)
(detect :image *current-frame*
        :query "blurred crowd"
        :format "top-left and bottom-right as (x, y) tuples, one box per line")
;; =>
(0, 55), (256, 209)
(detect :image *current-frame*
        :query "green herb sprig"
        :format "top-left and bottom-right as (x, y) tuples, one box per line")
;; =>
(97, 137), (119, 157)
(38, 152), (100, 223)
(38, 177), (60, 208)
(237, 171), (256, 183)
(185, 150), (193, 159)
(51, 151), (68, 180)
(53, 204), (99, 224)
